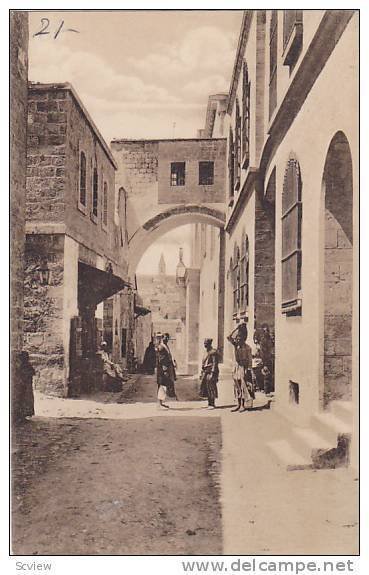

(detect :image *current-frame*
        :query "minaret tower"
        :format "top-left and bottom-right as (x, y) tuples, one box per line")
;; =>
(158, 253), (166, 276)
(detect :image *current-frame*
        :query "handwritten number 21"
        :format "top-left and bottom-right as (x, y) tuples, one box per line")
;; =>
(34, 19), (77, 39)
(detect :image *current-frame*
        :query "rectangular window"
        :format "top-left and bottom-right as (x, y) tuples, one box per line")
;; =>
(79, 151), (87, 207)
(199, 161), (214, 185)
(283, 10), (303, 70)
(170, 162), (185, 186)
(92, 167), (98, 218)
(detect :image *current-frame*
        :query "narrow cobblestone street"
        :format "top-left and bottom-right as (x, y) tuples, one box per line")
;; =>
(11, 375), (358, 556)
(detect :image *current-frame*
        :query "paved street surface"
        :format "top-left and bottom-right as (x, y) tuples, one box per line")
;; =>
(12, 375), (358, 555)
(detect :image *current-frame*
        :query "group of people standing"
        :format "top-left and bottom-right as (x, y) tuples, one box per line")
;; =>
(151, 322), (274, 412)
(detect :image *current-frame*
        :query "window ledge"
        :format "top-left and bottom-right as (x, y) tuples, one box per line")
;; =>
(283, 23), (303, 68)
(77, 201), (87, 215)
(242, 154), (250, 171)
(90, 212), (98, 224)
(234, 177), (241, 192)
(101, 222), (108, 233)
(282, 298), (302, 316)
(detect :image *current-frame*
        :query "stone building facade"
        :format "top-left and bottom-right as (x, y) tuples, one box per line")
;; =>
(24, 82), (129, 396)
(221, 10), (358, 465)
(10, 11), (29, 419)
(110, 137), (227, 277)
(111, 137), (227, 373)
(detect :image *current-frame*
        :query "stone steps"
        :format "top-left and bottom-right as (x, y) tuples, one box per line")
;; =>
(267, 439), (312, 471)
(267, 401), (353, 471)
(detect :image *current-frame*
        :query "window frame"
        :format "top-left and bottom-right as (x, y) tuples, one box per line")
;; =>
(228, 127), (235, 205)
(269, 10), (278, 119)
(234, 99), (241, 191)
(198, 161), (214, 186)
(91, 164), (99, 223)
(242, 62), (251, 169)
(239, 232), (249, 314)
(281, 157), (302, 314)
(282, 10), (303, 70)
(232, 244), (240, 317)
(170, 162), (186, 187)
(102, 180), (108, 231)
(77, 149), (88, 214)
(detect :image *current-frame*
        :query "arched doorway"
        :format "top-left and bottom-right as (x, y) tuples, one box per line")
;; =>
(322, 131), (353, 407)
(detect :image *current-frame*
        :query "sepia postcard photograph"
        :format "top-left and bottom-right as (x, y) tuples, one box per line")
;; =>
(8, 5), (360, 566)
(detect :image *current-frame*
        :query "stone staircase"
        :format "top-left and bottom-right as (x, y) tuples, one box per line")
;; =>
(267, 400), (353, 470)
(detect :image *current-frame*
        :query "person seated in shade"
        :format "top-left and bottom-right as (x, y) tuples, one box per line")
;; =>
(99, 341), (124, 392)
(227, 322), (254, 412)
(199, 338), (219, 410)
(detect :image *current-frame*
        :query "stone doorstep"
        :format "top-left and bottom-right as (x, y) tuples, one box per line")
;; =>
(267, 401), (353, 471)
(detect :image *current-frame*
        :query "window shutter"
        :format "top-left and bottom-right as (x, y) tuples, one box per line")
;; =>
(281, 158), (302, 310)
(242, 62), (250, 167)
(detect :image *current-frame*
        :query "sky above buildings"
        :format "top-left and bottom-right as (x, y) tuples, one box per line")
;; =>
(29, 10), (241, 141)
(28, 10), (241, 274)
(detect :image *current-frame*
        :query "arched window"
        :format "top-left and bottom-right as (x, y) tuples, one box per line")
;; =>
(92, 167), (98, 218)
(242, 62), (251, 168)
(103, 182), (108, 228)
(234, 99), (241, 190)
(269, 10), (278, 118)
(281, 156), (302, 313)
(79, 151), (87, 207)
(228, 127), (235, 202)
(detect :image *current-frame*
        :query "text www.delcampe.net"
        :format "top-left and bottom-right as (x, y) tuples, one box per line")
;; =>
(181, 559), (356, 574)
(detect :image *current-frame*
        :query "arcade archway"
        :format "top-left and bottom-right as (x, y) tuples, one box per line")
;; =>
(322, 131), (353, 406)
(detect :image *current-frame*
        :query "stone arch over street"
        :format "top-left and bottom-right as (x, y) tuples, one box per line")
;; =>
(321, 131), (353, 407)
(128, 204), (225, 276)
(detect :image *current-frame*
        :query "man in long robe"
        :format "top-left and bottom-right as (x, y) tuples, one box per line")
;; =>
(200, 338), (219, 409)
(156, 333), (177, 407)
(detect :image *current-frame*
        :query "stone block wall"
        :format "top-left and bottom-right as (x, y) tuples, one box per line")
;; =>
(65, 91), (121, 270)
(254, 192), (275, 331)
(26, 87), (67, 223)
(323, 209), (352, 405)
(158, 139), (226, 205)
(10, 11), (28, 420)
(23, 234), (67, 396)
